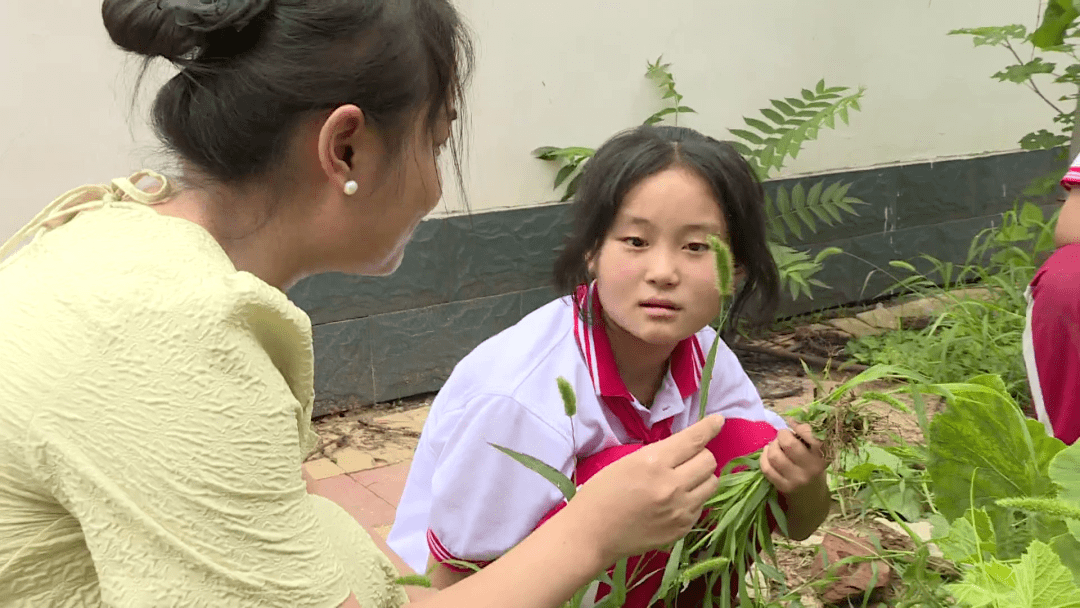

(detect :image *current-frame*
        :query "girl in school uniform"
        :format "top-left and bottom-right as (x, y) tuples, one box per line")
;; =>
(1024, 156), (1080, 445)
(388, 125), (831, 606)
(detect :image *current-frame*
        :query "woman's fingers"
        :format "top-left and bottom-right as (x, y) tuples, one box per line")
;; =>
(675, 445), (719, 491)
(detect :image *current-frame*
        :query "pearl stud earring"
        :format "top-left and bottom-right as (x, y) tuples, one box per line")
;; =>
(343, 180), (359, 196)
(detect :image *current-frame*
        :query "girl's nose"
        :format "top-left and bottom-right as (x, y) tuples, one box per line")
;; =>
(645, 249), (679, 286)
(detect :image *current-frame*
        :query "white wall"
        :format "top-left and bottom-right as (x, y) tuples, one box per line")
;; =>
(1, 0), (1064, 240)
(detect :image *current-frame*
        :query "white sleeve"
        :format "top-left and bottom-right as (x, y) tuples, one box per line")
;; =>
(426, 393), (574, 566)
(702, 334), (788, 431)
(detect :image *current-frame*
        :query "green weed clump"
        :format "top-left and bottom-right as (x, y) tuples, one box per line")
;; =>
(846, 202), (1058, 406)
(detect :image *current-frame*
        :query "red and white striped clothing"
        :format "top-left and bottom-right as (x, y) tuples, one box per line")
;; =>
(387, 283), (786, 577)
(1023, 156), (1080, 444)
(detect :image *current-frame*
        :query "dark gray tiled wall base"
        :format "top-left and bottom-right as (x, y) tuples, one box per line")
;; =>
(292, 150), (1064, 416)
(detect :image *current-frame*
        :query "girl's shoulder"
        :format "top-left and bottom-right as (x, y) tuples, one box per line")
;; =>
(433, 296), (585, 409)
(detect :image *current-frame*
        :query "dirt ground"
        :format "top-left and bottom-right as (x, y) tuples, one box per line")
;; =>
(310, 321), (940, 606)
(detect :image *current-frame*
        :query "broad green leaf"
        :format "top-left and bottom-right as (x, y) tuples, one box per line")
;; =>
(1013, 540), (1080, 606)
(1020, 129), (1069, 151)
(948, 25), (1027, 47)
(1033, 0), (1080, 49)
(1019, 203), (1045, 227)
(993, 58), (1057, 84)
(928, 375), (1065, 556)
(946, 561), (1015, 607)
(937, 508), (997, 565)
(490, 443), (576, 501)
(1050, 441), (1080, 506)
(1051, 533), (1080, 585)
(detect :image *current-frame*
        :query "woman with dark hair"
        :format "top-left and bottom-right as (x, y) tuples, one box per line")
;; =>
(0, 2), (725, 607)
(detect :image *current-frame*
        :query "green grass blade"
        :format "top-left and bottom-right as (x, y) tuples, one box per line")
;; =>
(490, 443), (576, 501)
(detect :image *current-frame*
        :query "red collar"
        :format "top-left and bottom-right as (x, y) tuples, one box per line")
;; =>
(571, 283), (705, 443)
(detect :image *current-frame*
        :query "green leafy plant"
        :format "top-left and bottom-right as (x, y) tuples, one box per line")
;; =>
(847, 201), (1059, 405)
(534, 57), (867, 301)
(950, 4), (1080, 194)
(922, 374), (1080, 604)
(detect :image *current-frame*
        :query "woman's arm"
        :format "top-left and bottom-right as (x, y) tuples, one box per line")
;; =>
(1055, 189), (1080, 247)
(374, 415), (725, 608)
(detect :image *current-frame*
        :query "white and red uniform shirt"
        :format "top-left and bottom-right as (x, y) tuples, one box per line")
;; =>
(1022, 154), (1080, 445)
(387, 284), (787, 580)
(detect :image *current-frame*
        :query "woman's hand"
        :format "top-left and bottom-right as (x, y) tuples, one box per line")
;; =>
(563, 415), (725, 563)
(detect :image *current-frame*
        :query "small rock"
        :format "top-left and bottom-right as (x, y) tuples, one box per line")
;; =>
(855, 304), (901, 331)
(810, 528), (892, 603)
(874, 518), (943, 558)
(826, 317), (883, 339)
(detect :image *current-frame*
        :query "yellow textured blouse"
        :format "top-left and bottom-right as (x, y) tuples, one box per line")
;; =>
(0, 173), (407, 608)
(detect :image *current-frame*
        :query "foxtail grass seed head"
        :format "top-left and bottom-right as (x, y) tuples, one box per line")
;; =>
(707, 235), (735, 296)
(557, 376), (577, 417)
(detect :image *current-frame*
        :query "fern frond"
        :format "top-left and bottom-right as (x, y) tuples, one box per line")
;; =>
(730, 84), (867, 180)
(766, 180), (864, 245)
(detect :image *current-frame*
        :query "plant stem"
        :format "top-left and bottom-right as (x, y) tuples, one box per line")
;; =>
(1004, 40), (1065, 114)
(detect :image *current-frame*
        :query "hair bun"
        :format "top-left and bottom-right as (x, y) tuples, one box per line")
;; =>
(163, 0), (272, 33)
(102, 0), (271, 61)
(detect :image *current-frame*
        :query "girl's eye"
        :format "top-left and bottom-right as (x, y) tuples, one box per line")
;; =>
(623, 236), (646, 247)
(687, 242), (709, 253)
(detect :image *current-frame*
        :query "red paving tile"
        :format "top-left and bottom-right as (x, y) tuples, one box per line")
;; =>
(309, 473), (398, 529)
(350, 462), (412, 507)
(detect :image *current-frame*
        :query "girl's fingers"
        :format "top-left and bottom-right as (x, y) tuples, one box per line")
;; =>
(792, 424), (821, 448)
(776, 429), (810, 458)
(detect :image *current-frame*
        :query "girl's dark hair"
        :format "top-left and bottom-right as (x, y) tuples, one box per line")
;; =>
(101, 0), (473, 186)
(554, 125), (780, 333)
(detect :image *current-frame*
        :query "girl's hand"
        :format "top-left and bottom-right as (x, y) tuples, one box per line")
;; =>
(759, 423), (827, 496)
(565, 415), (725, 563)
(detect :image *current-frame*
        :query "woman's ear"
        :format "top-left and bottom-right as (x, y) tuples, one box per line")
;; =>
(317, 104), (366, 193)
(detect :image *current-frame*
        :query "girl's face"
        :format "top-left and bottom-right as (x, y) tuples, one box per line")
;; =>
(590, 166), (729, 349)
